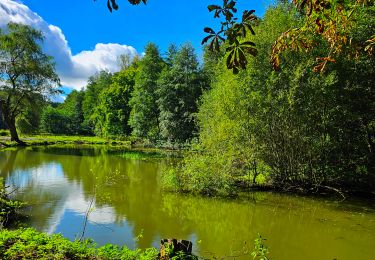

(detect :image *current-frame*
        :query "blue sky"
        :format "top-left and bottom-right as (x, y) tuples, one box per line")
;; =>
(0, 0), (271, 96)
(23, 0), (270, 55)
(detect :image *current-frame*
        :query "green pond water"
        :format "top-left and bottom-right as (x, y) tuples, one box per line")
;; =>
(1, 146), (375, 259)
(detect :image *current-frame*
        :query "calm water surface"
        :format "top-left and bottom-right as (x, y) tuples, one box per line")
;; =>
(1, 146), (375, 259)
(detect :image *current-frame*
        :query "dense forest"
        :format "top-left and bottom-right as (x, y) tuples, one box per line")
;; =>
(17, 43), (208, 147)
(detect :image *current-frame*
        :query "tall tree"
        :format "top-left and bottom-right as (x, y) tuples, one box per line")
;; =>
(60, 90), (86, 134)
(157, 43), (207, 144)
(0, 23), (60, 144)
(82, 71), (112, 134)
(92, 62), (138, 137)
(129, 43), (164, 141)
(0, 108), (5, 129)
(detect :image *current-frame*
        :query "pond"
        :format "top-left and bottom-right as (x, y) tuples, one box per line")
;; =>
(1, 146), (375, 259)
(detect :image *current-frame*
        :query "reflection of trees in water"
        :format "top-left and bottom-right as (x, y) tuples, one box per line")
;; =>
(0, 147), (183, 247)
(1, 149), (20, 177)
(158, 193), (375, 259)
(1, 147), (375, 259)
(0, 148), (69, 231)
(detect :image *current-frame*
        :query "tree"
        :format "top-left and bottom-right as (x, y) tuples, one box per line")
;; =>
(117, 53), (138, 70)
(92, 62), (138, 137)
(157, 43), (207, 144)
(59, 90), (86, 135)
(0, 107), (5, 129)
(17, 95), (45, 135)
(271, 0), (375, 72)
(0, 23), (60, 144)
(82, 71), (112, 134)
(40, 106), (72, 135)
(40, 90), (87, 136)
(168, 2), (375, 195)
(129, 43), (165, 141)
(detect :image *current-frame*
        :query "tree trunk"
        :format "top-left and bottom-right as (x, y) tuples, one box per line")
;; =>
(5, 115), (25, 146)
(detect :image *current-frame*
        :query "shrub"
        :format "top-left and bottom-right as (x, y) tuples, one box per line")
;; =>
(0, 228), (159, 260)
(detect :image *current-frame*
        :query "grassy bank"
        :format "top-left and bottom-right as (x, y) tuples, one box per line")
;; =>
(0, 134), (132, 148)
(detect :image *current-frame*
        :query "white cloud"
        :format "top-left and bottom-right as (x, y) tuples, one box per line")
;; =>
(0, 0), (138, 89)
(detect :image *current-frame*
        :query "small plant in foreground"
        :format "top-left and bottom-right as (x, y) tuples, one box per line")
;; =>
(251, 234), (270, 260)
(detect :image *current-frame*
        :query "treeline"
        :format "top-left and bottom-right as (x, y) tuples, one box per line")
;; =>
(38, 43), (208, 146)
(163, 3), (375, 196)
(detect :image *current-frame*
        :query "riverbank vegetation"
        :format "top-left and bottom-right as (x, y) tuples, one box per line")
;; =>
(0, 228), (159, 260)
(163, 2), (375, 197)
(0, 179), (24, 228)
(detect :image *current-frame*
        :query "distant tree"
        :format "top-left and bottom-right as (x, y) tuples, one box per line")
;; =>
(40, 90), (87, 136)
(118, 53), (136, 71)
(164, 44), (178, 66)
(0, 23), (60, 144)
(40, 106), (72, 135)
(157, 43), (208, 144)
(59, 90), (86, 135)
(129, 43), (165, 141)
(93, 62), (138, 137)
(82, 71), (112, 134)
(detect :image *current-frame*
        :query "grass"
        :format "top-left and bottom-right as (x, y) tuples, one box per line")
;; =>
(0, 135), (131, 148)
(119, 149), (182, 160)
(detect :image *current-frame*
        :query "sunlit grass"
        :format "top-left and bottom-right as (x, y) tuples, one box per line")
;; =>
(0, 134), (131, 148)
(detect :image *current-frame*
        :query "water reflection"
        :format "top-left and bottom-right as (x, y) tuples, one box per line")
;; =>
(1, 146), (375, 260)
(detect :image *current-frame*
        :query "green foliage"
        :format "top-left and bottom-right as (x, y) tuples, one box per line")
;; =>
(129, 43), (165, 141)
(0, 135), (131, 147)
(164, 3), (375, 196)
(157, 44), (207, 145)
(0, 179), (25, 228)
(162, 151), (236, 196)
(38, 42), (204, 147)
(58, 90), (87, 134)
(83, 71), (113, 134)
(93, 64), (138, 137)
(0, 130), (9, 136)
(17, 109), (41, 135)
(0, 228), (158, 260)
(16, 95), (47, 135)
(40, 106), (74, 135)
(0, 23), (60, 143)
(251, 234), (269, 260)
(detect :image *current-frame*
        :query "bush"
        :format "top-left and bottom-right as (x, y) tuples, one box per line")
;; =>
(40, 106), (73, 135)
(0, 179), (25, 228)
(0, 228), (158, 260)
(162, 151), (237, 197)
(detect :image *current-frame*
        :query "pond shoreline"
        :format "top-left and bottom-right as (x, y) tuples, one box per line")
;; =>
(1, 137), (374, 202)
